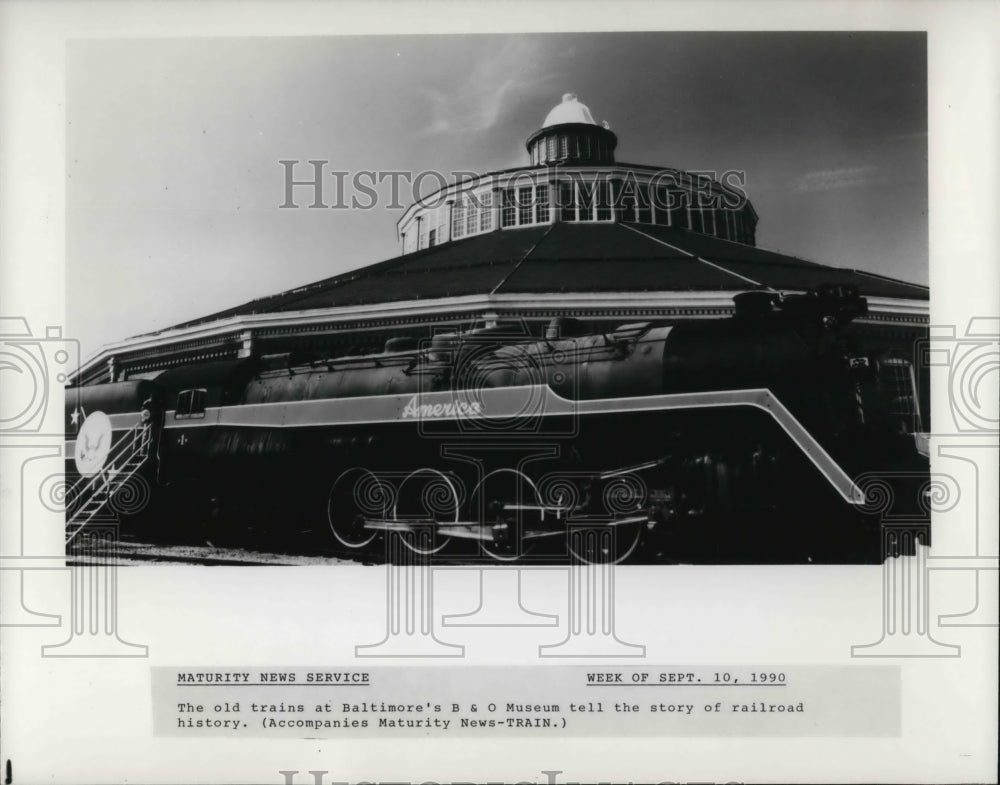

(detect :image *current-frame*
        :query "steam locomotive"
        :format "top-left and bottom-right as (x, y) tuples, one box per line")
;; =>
(64, 285), (929, 563)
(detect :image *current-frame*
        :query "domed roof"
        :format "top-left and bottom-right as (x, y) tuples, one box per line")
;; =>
(542, 93), (597, 128)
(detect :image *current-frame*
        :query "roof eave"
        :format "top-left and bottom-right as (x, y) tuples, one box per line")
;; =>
(70, 289), (930, 384)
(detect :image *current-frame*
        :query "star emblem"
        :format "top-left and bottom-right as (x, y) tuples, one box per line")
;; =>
(69, 408), (81, 427)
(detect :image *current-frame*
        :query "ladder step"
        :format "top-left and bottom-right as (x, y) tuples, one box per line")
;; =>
(65, 423), (152, 544)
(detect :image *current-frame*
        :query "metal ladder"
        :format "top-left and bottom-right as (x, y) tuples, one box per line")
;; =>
(66, 422), (152, 545)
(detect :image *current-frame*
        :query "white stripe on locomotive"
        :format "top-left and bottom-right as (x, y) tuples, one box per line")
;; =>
(157, 385), (865, 506)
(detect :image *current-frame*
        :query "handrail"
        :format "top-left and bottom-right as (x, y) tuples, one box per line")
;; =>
(67, 422), (149, 504)
(66, 423), (152, 543)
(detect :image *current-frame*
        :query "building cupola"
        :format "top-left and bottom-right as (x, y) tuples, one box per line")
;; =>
(526, 93), (617, 166)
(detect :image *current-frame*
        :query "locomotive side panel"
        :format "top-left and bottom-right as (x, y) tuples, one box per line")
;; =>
(149, 396), (881, 562)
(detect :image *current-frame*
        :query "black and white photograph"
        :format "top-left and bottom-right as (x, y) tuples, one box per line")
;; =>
(64, 31), (931, 566)
(0, 3), (996, 784)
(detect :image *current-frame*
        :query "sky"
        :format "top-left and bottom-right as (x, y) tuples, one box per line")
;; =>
(67, 32), (928, 360)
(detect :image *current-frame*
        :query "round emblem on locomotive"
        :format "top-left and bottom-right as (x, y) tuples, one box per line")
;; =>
(74, 410), (112, 476)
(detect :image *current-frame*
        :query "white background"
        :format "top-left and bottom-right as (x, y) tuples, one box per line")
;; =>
(1, 2), (997, 783)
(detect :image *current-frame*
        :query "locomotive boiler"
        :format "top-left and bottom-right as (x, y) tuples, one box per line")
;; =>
(64, 285), (930, 564)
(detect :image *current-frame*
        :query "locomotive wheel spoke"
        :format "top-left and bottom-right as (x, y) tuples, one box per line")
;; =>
(392, 468), (457, 556)
(471, 468), (542, 562)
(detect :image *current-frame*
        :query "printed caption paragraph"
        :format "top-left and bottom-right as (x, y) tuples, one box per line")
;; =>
(153, 666), (900, 737)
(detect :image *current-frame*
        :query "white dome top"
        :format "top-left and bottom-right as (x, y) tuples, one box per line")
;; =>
(542, 93), (597, 128)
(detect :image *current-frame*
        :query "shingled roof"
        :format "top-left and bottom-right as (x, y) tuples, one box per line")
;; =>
(171, 222), (928, 330)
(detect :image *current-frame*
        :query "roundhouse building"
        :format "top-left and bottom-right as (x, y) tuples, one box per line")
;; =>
(73, 93), (929, 415)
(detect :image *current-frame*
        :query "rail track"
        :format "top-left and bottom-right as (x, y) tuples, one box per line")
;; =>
(67, 532), (367, 566)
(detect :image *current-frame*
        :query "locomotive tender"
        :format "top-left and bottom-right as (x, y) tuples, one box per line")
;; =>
(65, 285), (929, 564)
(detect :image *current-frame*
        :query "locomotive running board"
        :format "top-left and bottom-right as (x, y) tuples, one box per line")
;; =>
(361, 515), (649, 541)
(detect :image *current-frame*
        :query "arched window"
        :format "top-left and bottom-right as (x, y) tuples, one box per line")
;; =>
(612, 179), (630, 222)
(596, 180), (612, 221)
(518, 186), (533, 224)
(559, 181), (574, 222)
(576, 179), (594, 221)
(480, 192), (493, 232)
(653, 187), (670, 226)
(466, 199), (477, 235)
(535, 184), (550, 223)
(637, 185), (652, 224)
(501, 190), (516, 227)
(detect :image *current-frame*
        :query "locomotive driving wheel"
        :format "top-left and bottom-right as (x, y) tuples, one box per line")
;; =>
(392, 468), (458, 556)
(327, 467), (387, 550)
(566, 472), (648, 564)
(471, 468), (541, 562)
(566, 520), (645, 564)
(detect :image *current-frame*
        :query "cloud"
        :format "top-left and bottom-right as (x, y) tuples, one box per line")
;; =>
(794, 165), (886, 193)
(418, 39), (556, 135)
(422, 77), (522, 135)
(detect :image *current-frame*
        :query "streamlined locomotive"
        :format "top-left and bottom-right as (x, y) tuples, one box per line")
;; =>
(64, 285), (929, 563)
